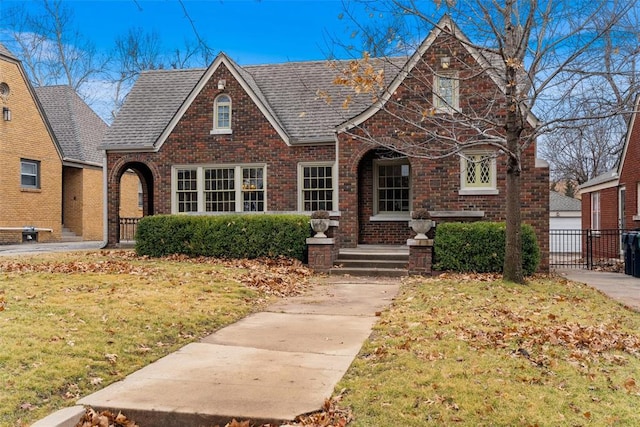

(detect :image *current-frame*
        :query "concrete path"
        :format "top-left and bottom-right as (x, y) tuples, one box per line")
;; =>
(0, 241), (104, 256)
(65, 278), (400, 427)
(557, 269), (640, 312)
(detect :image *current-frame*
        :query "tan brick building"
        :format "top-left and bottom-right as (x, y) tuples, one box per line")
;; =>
(0, 44), (140, 244)
(0, 44), (62, 243)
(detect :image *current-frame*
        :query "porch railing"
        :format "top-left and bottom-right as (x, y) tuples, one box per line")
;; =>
(119, 217), (141, 242)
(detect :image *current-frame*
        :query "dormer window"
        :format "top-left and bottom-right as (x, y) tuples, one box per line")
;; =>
(211, 94), (232, 134)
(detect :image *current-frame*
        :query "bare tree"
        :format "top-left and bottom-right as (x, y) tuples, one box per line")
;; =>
(2, 0), (106, 93)
(332, 0), (636, 283)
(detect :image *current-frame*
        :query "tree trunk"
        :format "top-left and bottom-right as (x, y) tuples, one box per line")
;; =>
(503, 145), (524, 284)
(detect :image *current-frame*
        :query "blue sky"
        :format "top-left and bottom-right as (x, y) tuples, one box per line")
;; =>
(1, 0), (359, 65)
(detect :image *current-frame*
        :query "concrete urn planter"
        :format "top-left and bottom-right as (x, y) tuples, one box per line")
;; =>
(410, 219), (434, 240)
(310, 219), (330, 238)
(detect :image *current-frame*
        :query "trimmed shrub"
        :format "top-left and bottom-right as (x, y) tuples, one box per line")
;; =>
(434, 222), (540, 276)
(135, 214), (311, 260)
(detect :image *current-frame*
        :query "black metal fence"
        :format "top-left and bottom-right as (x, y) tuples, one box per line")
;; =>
(119, 217), (141, 242)
(550, 229), (625, 269)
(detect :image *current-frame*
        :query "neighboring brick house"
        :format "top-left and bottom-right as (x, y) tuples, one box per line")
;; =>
(102, 17), (549, 269)
(579, 95), (640, 233)
(0, 43), (63, 243)
(0, 44), (139, 244)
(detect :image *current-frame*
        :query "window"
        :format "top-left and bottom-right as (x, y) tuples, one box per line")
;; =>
(205, 167), (236, 212)
(434, 74), (459, 111)
(241, 167), (264, 212)
(212, 94), (231, 133)
(176, 168), (198, 212)
(299, 163), (334, 211)
(591, 191), (601, 230)
(459, 152), (498, 195)
(375, 160), (410, 215)
(172, 164), (266, 213)
(20, 159), (40, 189)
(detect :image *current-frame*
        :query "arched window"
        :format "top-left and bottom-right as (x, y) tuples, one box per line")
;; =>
(213, 94), (232, 133)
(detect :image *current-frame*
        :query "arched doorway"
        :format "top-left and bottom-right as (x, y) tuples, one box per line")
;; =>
(108, 161), (155, 247)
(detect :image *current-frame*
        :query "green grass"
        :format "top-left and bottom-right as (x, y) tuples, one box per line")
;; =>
(337, 274), (640, 426)
(0, 250), (285, 427)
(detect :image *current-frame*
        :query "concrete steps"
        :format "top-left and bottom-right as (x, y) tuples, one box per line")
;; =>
(61, 227), (82, 242)
(330, 245), (409, 277)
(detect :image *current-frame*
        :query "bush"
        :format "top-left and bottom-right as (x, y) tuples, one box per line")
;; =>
(135, 214), (311, 260)
(434, 222), (540, 276)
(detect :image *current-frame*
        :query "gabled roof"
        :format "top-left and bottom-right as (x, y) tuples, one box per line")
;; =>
(550, 191), (581, 212)
(0, 42), (18, 61)
(35, 85), (107, 166)
(338, 15), (538, 133)
(577, 169), (619, 193)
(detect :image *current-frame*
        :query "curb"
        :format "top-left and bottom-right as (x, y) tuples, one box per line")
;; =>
(30, 406), (85, 427)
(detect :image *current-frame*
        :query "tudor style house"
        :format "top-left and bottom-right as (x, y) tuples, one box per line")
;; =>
(102, 17), (549, 270)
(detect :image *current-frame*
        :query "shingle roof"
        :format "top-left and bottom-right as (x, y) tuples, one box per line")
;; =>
(550, 191), (581, 212)
(35, 85), (107, 165)
(0, 43), (17, 61)
(103, 55), (407, 149)
(103, 68), (205, 149)
(577, 170), (619, 191)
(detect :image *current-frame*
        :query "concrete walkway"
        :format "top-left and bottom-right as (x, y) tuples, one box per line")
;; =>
(556, 269), (640, 312)
(34, 277), (399, 427)
(0, 241), (104, 256)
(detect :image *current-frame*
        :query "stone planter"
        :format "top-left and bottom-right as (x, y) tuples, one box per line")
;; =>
(310, 218), (330, 238)
(410, 219), (434, 240)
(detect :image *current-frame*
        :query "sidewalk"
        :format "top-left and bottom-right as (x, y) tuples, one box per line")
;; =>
(556, 269), (640, 312)
(0, 241), (104, 256)
(33, 277), (400, 427)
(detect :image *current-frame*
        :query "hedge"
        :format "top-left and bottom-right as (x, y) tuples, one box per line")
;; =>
(434, 222), (540, 276)
(134, 214), (311, 260)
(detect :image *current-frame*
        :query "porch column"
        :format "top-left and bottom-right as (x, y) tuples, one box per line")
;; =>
(306, 237), (336, 273)
(407, 238), (434, 275)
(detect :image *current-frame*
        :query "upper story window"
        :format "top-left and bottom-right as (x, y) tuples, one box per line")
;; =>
(459, 152), (498, 195)
(212, 94), (232, 134)
(434, 73), (459, 112)
(20, 159), (40, 189)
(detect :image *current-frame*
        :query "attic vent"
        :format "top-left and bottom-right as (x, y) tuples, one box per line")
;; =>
(0, 82), (9, 101)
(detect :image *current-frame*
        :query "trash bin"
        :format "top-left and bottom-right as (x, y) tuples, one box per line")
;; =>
(623, 232), (633, 275)
(633, 233), (640, 278)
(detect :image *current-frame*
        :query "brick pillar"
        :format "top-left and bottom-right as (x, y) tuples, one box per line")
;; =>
(407, 238), (434, 275)
(306, 237), (335, 273)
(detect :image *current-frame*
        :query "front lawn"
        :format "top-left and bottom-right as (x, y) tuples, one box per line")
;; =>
(0, 250), (310, 427)
(337, 274), (640, 426)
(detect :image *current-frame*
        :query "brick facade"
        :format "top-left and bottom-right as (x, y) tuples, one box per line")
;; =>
(104, 25), (550, 272)
(0, 55), (62, 243)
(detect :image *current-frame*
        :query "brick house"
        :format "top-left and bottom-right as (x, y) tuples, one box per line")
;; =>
(0, 43), (139, 244)
(102, 17), (549, 270)
(579, 95), (640, 234)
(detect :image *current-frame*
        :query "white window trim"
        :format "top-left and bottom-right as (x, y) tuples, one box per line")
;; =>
(297, 161), (336, 212)
(20, 159), (40, 189)
(591, 191), (601, 230)
(433, 72), (459, 113)
(211, 94), (232, 135)
(372, 158), (411, 220)
(171, 163), (267, 214)
(458, 151), (498, 195)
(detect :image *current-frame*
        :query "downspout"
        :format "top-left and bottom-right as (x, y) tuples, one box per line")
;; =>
(100, 150), (108, 249)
